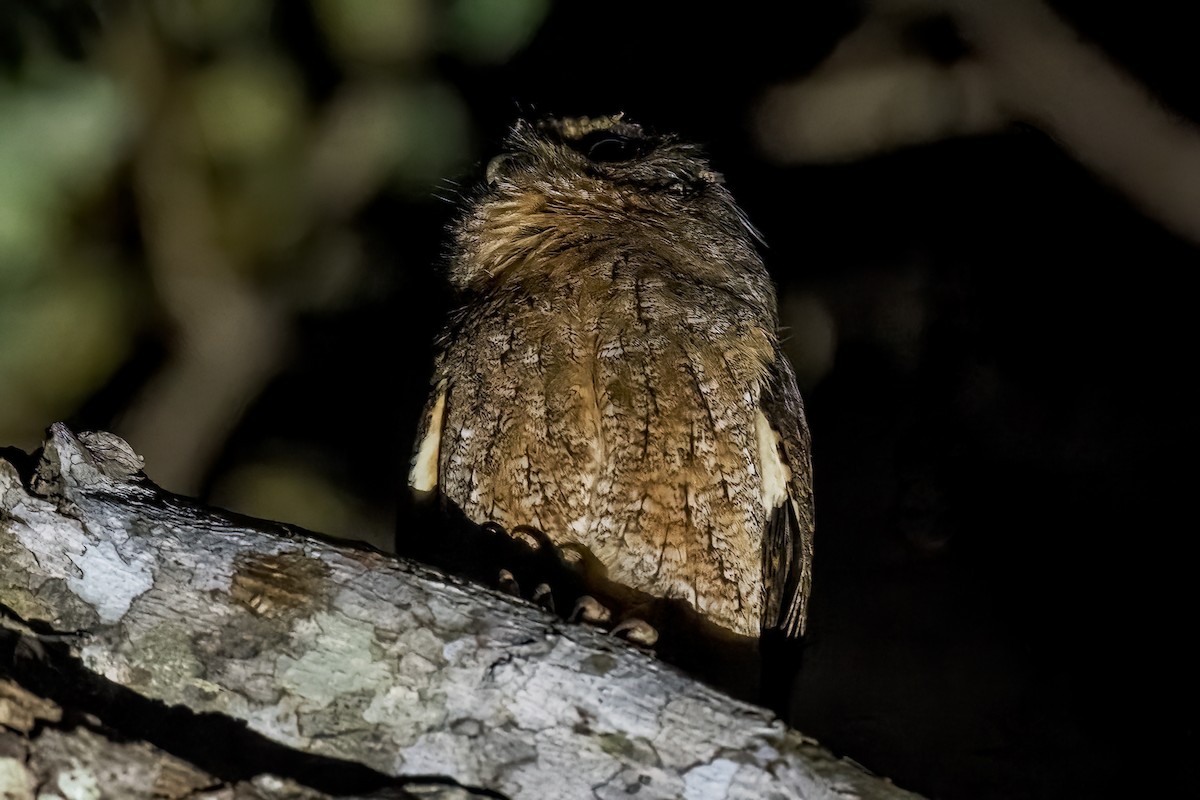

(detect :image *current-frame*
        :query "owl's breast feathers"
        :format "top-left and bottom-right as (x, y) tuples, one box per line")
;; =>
(410, 258), (812, 639)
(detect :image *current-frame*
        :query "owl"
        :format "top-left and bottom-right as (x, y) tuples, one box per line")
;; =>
(408, 115), (813, 642)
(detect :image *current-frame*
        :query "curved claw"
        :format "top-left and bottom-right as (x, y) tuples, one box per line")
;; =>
(532, 582), (556, 613)
(570, 595), (612, 625)
(610, 618), (658, 648)
(508, 523), (557, 551)
(497, 569), (520, 596)
(552, 541), (609, 578)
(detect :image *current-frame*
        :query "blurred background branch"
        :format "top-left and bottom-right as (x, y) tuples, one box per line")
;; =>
(754, 0), (1200, 244)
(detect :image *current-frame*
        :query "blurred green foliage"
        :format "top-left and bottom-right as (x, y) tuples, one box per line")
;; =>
(314, 0), (432, 63)
(0, 0), (550, 547)
(445, 0), (550, 62)
(0, 58), (132, 446)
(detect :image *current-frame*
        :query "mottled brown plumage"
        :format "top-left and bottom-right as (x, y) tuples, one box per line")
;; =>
(410, 115), (813, 639)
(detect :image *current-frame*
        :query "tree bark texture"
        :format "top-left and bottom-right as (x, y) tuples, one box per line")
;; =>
(0, 424), (921, 800)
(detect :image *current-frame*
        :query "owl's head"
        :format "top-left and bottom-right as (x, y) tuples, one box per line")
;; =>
(488, 115), (722, 197)
(449, 115), (761, 292)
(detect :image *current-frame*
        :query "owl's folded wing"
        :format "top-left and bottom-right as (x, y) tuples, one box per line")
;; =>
(409, 377), (448, 495)
(758, 351), (815, 638)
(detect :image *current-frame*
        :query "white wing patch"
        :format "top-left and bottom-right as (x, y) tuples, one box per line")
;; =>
(409, 382), (447, 492)
(755, 408), (792, 513)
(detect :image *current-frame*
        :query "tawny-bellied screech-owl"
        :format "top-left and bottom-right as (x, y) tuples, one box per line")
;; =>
(409, 115), (813, 640)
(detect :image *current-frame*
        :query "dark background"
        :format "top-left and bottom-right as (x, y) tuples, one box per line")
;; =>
(2, 2), (1195, 797)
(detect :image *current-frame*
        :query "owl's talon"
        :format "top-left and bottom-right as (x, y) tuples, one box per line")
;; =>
(509, 523), (556, 552)
(497, 569), (521, 596)
(532, 582), (555, 612)
(552, 541), (607, 578)
(570, 595), (612, 625)
(481, 521), (508, 538)
(610, 618), (659, 648)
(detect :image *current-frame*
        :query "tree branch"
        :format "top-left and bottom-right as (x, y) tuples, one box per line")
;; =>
(1, 424), (921, 799)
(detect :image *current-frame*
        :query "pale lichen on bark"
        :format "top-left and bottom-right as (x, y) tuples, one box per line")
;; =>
(0, 423), (922, 800)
